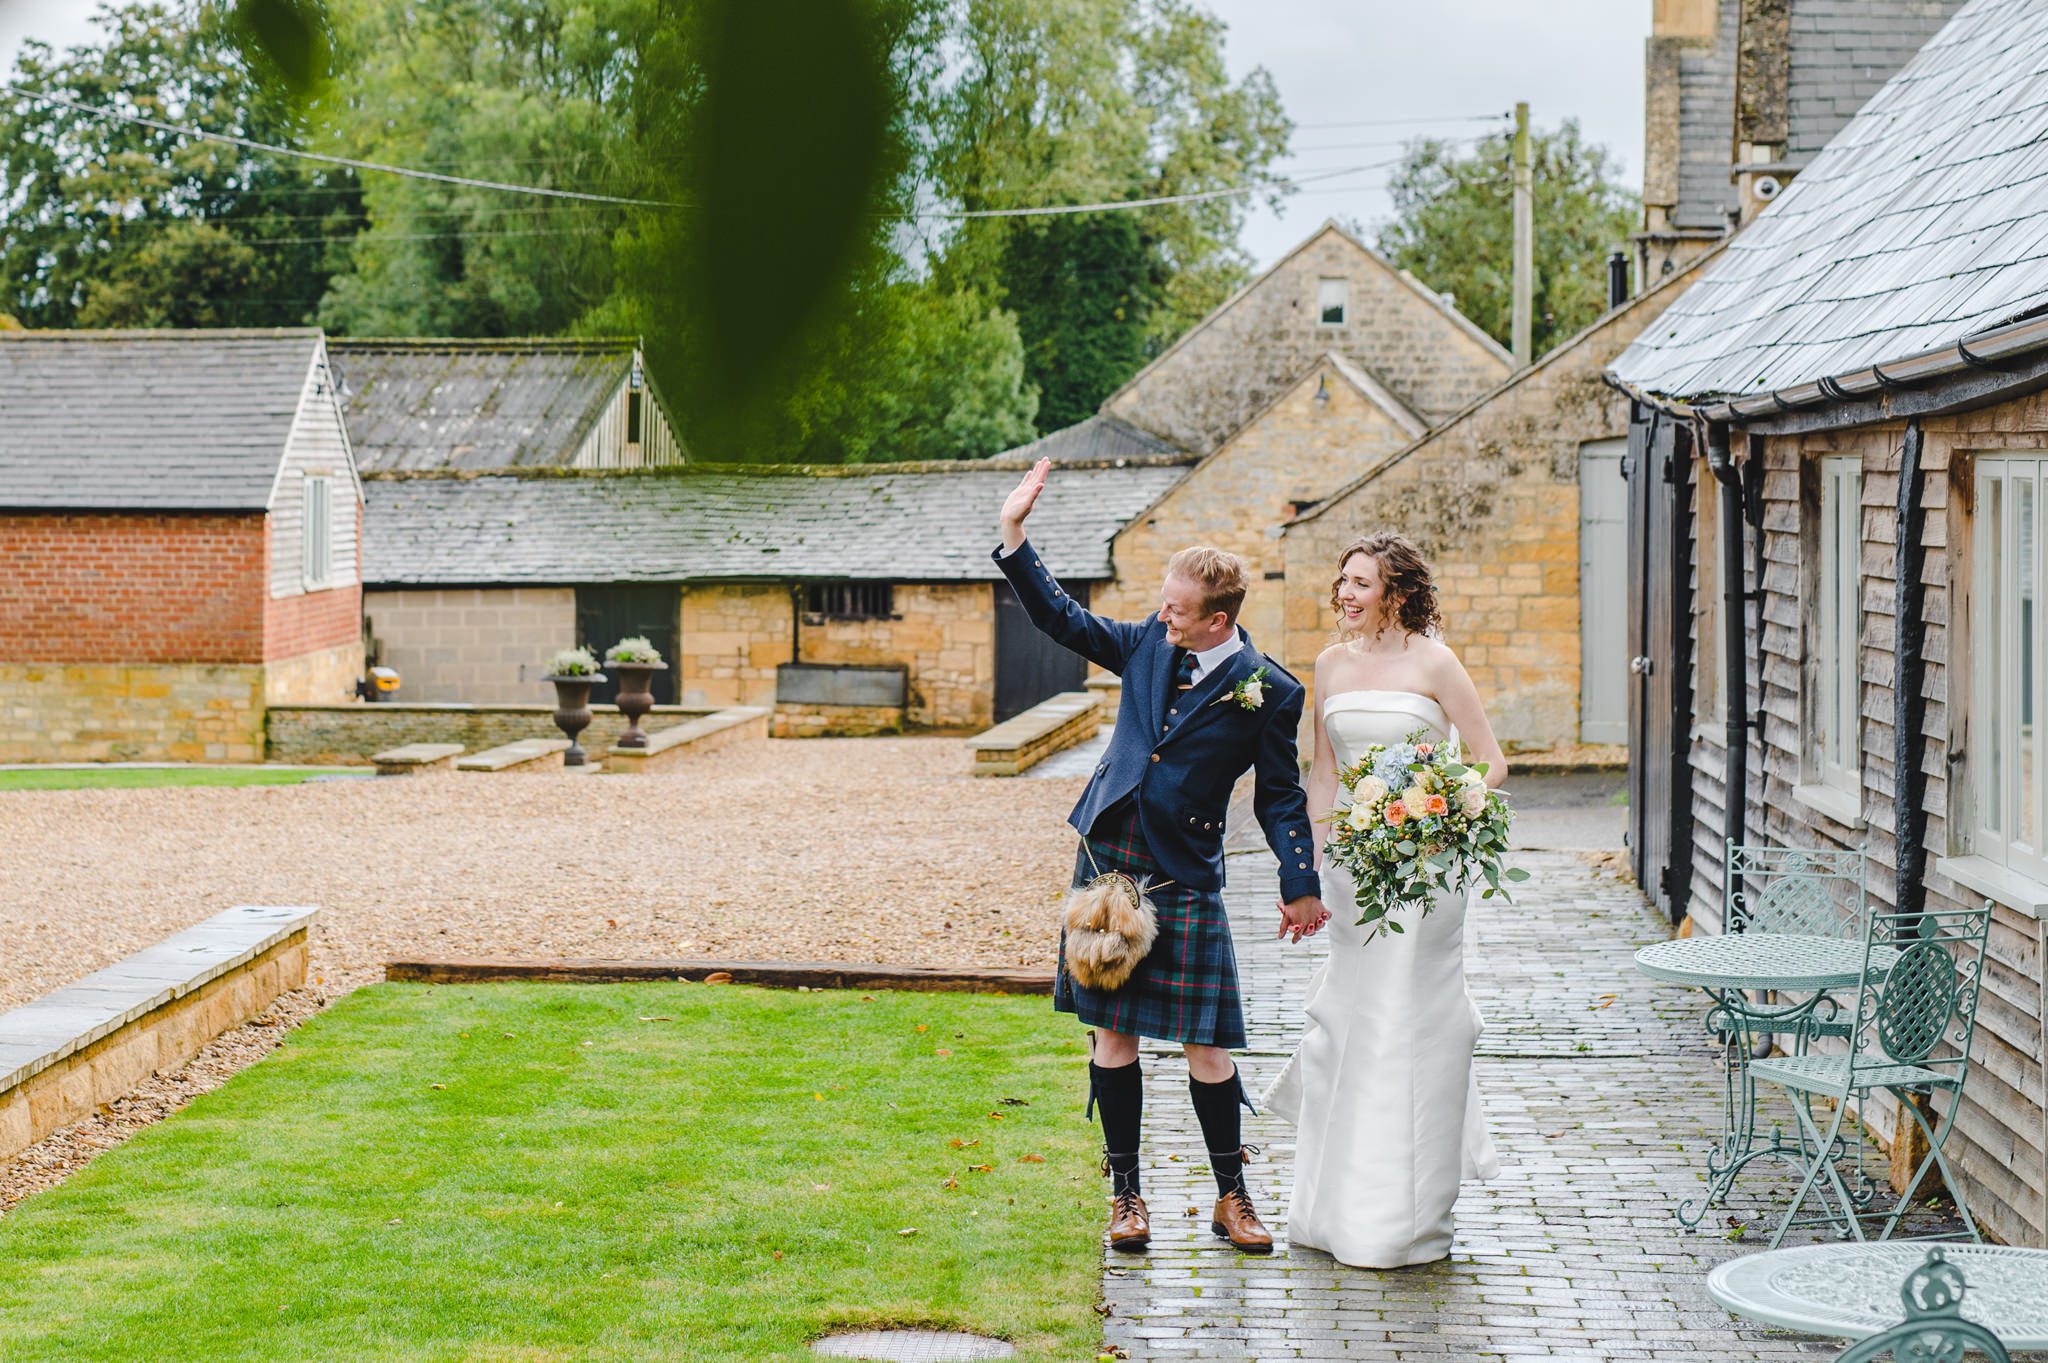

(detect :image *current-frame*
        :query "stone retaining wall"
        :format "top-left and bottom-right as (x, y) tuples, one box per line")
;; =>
(771, 702), (905, 738)
(0, 662), (267, 763)
(0, 909), (314, 1163)
(267, 702), (715, 764)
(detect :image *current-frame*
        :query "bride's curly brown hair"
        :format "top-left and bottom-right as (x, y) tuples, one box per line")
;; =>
(1330, 533), (1443, 642)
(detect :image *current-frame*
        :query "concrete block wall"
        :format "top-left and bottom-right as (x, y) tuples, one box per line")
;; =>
(362, 587), (576, 703)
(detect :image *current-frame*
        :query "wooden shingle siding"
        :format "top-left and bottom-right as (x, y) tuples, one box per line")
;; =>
(1683, 411), (2048, 1246)
(269, 346), (361, 599)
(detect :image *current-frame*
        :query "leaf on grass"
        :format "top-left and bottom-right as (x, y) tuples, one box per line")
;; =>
(967, 1163), (993, 1174)
(638, 1015), (675, 1023)
(949, 1137), (980, 1149)
(987, 1112), (1006, 1120)
(1018, 1153), (1046, 1163)
(897, 1227), (918, 1237)
(703, 972), (734, 985)
(940, 1177), (960, 1189)
(998, 1096), (1029, 1106)
(811, 1183), (831, 1192)
(430, 1083), (447, 1090)
(933, 1048), (952, 1057)
(914, 1024), (928, 1033)
(813, 1092), (825, 1101)
(860, 995), (876, 1002)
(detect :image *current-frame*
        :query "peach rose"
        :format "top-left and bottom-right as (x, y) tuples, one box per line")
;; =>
(1460, 783), (1489, 817)
(1416, 743), (1433, 757)
(1383, 801), (1408, 827)
(1423, 793), (1449, 816)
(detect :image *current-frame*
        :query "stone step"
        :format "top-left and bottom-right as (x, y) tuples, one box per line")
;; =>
(371, 742), (465, 775)
(606, 706), (769, 774)
(966, 691), (1102, 776)
(456, 738), (572, 773)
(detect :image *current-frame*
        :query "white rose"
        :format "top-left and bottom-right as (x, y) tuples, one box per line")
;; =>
(1460, 767), (1486, 787)
(1240, 679), (1264, 709)
(1345, 802), (1373, 831)
(1460, 783), (1489, 817)
(1354, 775), (1389, 805)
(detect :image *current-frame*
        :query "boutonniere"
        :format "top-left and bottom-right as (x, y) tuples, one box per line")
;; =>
(1211, 665), (1271, 711)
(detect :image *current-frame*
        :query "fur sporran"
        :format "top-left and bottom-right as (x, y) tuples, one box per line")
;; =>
(1061, 870), (1160, 992)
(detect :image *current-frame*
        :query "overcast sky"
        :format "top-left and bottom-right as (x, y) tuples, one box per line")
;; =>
(0, 0), (1649, 272)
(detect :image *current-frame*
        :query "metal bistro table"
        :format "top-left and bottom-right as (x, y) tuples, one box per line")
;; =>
(1709, 1243), (2048, 1350)
(1635, 933), (1899, 1227)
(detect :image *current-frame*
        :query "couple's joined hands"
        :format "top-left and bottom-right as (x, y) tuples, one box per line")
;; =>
(1277, 894), (1330, 943)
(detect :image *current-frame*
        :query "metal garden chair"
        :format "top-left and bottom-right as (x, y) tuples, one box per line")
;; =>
(1750, 897), (1993, 1250)
(1835, 1246), (2012, 1363)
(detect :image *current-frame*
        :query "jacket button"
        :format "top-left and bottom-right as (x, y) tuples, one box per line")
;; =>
(1299, 862), (1308, 869)
(1204, 821), (1213, 830)
(1169, 707), (1177, 715)
(1150, 754), (1160, 763)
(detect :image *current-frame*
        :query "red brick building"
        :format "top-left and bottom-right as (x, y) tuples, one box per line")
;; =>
(0, 329), (365, 761)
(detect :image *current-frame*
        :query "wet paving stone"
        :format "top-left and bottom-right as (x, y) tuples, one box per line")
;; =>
(1096, 850), (2027, 1362)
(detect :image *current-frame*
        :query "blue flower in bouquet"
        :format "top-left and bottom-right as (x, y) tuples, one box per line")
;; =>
(1370, 742), (1421, 793)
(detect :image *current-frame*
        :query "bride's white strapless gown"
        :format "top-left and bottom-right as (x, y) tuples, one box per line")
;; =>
(1264, 689), (1500, 1268)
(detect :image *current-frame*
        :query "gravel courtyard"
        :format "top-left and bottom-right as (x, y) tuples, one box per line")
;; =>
(0, 737), (1084, 1009)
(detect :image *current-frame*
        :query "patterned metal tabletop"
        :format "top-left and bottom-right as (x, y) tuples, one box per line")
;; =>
(1708, 1243), (2048, 1346)
(1634, 935), (1899, 991)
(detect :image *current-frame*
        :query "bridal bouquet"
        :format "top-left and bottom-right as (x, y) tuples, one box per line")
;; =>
(1322, 729), (1526, 939)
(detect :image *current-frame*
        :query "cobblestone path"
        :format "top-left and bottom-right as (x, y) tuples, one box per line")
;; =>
(1097, 849), (2013, 1362)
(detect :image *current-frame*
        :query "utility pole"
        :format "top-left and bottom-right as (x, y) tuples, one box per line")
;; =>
(1511, 100), (1534, 369)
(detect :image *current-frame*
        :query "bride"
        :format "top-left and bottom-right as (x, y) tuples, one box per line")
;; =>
(1264, 532), (1507, 1268)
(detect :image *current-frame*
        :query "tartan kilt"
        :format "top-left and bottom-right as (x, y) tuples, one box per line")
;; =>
(1054, 800), (1246, 1049)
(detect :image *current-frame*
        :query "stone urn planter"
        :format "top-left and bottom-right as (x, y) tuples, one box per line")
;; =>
(543, 648), (605, 767)
(604, 637), (669, 750)
(607, 661), (667, 748)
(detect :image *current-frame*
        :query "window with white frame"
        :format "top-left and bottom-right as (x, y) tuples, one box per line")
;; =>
(1316, 277), (1348, 326)
(302, 474), (332, 588)
(1973, 457), (2044, 881)
(1809, 457), (1861, 794)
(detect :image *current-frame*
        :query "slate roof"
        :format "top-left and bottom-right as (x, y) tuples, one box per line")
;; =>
(361, 463), (1190, 586)
(329, 338), (636, 472)
(1611, 0), (2048, 403)
(0, 329), (320, 510)
(986, 413), (1182, 464)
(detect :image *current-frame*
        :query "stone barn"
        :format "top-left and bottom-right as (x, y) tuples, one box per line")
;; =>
(0, 328), (365, 762)
(359, 457), (1187, 729)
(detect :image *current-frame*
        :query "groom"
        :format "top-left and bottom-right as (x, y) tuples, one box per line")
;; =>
(995, 455), (1327, 1255)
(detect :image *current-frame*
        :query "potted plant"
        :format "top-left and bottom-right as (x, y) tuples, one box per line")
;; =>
(604, 636), (668, 749)
(543, 647), (606, 767)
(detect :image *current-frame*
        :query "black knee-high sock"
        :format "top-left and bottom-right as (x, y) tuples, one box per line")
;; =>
(1089, 1060), (1143, 1197)
(1189, 1070), (1246, 1197)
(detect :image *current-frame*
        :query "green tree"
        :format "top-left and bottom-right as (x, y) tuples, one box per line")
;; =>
(314, 0), (644, 337)
(926, 0), (1290, 430)
(0, 2), (365, 329)
(1377, 119), (1637, 359)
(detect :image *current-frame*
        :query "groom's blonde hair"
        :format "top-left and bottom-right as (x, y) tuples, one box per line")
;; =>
(1166, 546), (1250, 623)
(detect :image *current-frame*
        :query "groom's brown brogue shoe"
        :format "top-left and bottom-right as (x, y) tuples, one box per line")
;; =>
(1210, 1187), (1274, 1254)
(1107, 1191), (1151, 1252)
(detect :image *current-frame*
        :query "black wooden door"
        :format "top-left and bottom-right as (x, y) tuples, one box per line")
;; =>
(575, 583), (681, 706)
(1625, 409), (1694, 923)
(994, 579), (1089, 721)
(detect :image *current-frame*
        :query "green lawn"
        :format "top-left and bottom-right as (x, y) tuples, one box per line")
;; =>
(0, 766), (363, 791)
(0, 984), (1103, 1362)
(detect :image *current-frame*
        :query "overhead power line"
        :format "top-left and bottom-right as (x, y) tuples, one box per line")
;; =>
(1, 84), (1412, 221)
(1293, 112), (1511, 131)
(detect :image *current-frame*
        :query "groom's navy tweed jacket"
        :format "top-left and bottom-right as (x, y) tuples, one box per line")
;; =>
(995, 538), (1320, 904)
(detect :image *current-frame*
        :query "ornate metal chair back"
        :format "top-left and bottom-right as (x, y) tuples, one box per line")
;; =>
(1835, 1247), (2012, 1362)
(1725, 841), (1866, 936)
(1851, 900), (1991, 1086)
